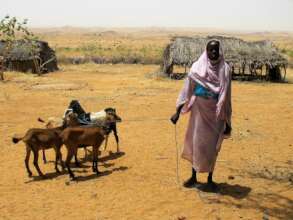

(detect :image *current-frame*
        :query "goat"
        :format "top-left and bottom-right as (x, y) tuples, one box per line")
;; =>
(61, 111), (121, 180)
(12, 113), (79, 178)
(67, 100), (122, 152)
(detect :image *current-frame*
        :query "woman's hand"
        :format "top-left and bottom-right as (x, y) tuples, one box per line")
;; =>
(170, 104), (184, 125)
(224, 123), (232, 135)
(170, 112), (180, 124)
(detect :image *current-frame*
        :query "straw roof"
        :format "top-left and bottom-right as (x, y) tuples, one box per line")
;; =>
(0, 40), (52, 60)
(162, 36), (288, 77)
(0, 40), (58, 73)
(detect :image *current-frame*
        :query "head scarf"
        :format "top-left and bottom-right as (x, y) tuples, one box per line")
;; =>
(180, 41), (231, 121)
(189, 42), (226, 92)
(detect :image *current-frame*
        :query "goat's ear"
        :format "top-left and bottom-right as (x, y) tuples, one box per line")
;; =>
(38, 117), (45, 123)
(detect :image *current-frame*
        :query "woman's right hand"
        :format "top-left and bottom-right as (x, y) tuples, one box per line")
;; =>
(170, 104), (184, 124)
(224, 123), (232, 135)
(170, 112), (180, 124)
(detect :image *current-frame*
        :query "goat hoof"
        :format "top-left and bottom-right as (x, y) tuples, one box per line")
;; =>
(96, 171), (101, 176)
(28, 173), (33, 177)
(70, 176), (76, 181)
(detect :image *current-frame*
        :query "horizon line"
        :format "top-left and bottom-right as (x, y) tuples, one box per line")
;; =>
(29, 25), (293, 34)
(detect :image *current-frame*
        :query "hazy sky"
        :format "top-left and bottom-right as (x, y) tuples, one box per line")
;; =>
(1, 0), (293, 31)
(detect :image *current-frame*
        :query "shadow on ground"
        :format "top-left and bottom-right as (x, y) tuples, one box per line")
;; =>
(25, 152), (127, 183)
(206, 165), (293, 220)
(197, 182), (251, 199)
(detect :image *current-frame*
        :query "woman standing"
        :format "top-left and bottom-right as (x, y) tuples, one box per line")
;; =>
(171, 40), (232, 191)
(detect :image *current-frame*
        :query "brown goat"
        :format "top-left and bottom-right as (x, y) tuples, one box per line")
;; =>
(12, 113), (79, 178)
(61, 126), (107, 180)
(12, 128), (64, 177)
(60, 112), (121, 180)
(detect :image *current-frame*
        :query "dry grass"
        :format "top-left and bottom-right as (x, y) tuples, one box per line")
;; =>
(38, 31), (168, 64)
(31, 28), (293, 65)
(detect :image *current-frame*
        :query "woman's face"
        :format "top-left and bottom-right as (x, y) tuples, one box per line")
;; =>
(207, 41), (220, 61)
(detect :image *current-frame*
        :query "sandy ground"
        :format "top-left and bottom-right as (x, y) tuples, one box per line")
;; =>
(0, 64), (292, 220)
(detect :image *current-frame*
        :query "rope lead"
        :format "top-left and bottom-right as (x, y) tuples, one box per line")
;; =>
(174, 124), (181, 186)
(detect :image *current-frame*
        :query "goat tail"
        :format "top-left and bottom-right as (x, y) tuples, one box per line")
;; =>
(12, 136), (23, 144)
(38, 117), (45, 123)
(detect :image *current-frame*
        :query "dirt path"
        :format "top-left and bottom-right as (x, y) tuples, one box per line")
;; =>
(0, 64), (292, 220)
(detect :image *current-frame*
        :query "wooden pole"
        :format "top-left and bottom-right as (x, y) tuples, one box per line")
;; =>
(283, 64), (287, 81)
(0, 71), (3, 81)
(0, 56), (4, 81)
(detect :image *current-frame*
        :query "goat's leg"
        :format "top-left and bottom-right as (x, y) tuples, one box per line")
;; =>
(92, 146), (100, 174)
(25, 144), (32, 177)
(84, 146), (92, 158)
(54, 148), (61, 173)
(32, 149), (44, 177)
(113, 124), (120, 153)
(84, 146), (87, 158)
(104, 136), (108, 151)
(74, 149), (81, 167)
(114, 133), (120, 153)
(42, 149), (47, 164)
(59, 151), (65, 171)
(92, 147), (97, 172)
(65, 147), (76, 180)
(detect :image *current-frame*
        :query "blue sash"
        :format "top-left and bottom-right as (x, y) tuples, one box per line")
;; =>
(194, 83), (219, 100)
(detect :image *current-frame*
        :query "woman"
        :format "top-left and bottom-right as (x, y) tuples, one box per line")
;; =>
(170, 40), (232, 191)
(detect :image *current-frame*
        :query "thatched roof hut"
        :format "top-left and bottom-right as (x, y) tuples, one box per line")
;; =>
(161, 36), (288, 81)
(0, 40), (58, 73)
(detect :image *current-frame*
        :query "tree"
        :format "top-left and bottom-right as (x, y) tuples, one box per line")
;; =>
(0, 15), (39, 81)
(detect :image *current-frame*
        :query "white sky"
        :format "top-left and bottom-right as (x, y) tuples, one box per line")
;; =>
(1, 0), (293, 31)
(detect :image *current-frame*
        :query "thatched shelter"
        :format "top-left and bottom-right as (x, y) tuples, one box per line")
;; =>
(161, 36), (288, 81)
(0, 40), (58, 73)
